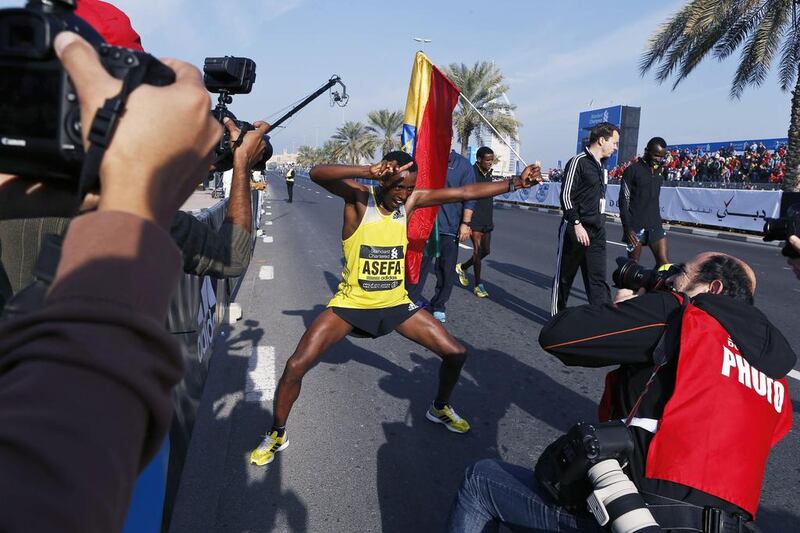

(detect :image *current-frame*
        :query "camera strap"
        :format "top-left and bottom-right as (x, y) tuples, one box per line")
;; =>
(625, 293), (689, 426)
(77, 69), (151, 198)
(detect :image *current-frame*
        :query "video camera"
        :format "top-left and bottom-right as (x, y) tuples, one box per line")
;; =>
(203, 56), (272, 173)
(535, 421), (662, 532)
(763, 199), (799, 259)
(0, 0), (175, 183)
(612, 258), (679, 292)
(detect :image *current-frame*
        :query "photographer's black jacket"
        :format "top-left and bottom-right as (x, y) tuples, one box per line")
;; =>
(539, 292), (796, 516)
(560, 148), (605, 228)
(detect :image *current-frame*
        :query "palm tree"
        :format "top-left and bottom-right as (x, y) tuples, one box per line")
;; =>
(331, 121), (378, 165)
(296, 145), (319, 168)
(366, 109), (404, 156)
(443, 61), (520, 157)
(640, 0), (800, 191)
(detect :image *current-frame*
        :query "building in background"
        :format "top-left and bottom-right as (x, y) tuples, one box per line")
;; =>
(576, 105), (640, 169)
(468, 94), (521, 177)
(272, 148), (299, 166)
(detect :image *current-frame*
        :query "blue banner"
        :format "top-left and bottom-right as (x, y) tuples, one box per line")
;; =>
(576, 105), (622, 168)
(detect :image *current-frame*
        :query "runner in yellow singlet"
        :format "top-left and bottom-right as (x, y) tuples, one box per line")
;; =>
(250, 151), (542, 466)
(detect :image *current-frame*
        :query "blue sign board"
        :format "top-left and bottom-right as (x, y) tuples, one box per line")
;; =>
(576, 105), (623, 168)
(668, 137), (787, 154)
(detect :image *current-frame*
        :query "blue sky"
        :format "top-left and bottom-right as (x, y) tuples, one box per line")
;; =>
(5, 0), (793, 168)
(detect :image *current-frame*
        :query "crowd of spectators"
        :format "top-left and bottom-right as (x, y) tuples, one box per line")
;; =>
(608, 142), (787, 188)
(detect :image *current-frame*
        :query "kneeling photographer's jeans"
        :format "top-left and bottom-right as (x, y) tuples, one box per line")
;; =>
(446, 459), (602, 532)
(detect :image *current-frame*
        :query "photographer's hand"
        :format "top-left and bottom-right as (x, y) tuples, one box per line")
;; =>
(55, 32), (222, 229)
(788, 235), (800, 280)
(227, 118), (269, 171)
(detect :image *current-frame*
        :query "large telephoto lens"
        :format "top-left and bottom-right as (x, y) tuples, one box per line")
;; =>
(586, 460), (662, 532)
(763, 218), (790, 242)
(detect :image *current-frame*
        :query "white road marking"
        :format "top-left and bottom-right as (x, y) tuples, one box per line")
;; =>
(258, 265), (274, 280)
(789, 369), (800, 382)
(327, 195), (333, 199)
(264, 221), (273, 225)
(245, 346), (276, 402)
(262, 236), (273, 243)
(606, 241), (627, 248)
(265, 211), (272, 215)
(458, 243), (472, 250)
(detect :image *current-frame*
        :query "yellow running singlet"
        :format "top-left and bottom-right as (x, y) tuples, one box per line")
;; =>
(328, 186), (411, 309)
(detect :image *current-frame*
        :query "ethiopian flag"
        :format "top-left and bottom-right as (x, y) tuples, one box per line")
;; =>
(401, 51), (460, 283)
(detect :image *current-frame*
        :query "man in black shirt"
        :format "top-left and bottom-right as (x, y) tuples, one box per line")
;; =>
(551, 122), (619, 316)
(618, 137), (669, 266)
(456, 147), (496, 298)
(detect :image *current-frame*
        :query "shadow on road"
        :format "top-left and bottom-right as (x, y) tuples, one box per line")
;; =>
(169, 319), (309, 533)
(374, 343), (598, 532)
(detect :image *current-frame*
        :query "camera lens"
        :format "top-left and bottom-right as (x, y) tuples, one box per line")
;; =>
(763, 218), (789, 242)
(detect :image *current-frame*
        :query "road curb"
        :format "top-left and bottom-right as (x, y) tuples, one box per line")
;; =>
(495, 200), (780, 248)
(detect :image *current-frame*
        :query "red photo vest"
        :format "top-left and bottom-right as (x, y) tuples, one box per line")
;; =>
(645, 303), (792, 516)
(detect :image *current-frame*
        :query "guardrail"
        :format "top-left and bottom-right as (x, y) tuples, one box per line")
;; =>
(499, 182), (780, 233)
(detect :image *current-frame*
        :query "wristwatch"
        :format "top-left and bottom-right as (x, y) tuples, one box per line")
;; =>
(573, 219), (581, 225)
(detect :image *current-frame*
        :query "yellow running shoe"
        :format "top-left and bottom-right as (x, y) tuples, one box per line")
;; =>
(473, 284), (489, 298)
(426, 404), (470, 433)
(249, 430), (289, 466)
(455, 263), (469, 287)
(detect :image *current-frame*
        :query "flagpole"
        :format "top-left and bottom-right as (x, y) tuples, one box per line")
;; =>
(458, 92), (528, 167)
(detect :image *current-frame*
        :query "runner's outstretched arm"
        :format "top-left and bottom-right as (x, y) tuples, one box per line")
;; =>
(310, 161), (414, 201)
(409, 164), (542, 210)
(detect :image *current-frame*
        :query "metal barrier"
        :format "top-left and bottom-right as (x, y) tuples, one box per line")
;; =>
(123, 190), (263, 532)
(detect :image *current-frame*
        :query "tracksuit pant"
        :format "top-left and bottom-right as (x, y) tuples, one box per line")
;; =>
(406, 234), (459, 312)
(551, 221), (610, 315)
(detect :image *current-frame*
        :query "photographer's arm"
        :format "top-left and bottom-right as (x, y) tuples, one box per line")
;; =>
(0, 32), (221, 531)
(170, 119), (267, 278)
(538, 292), (680, 367)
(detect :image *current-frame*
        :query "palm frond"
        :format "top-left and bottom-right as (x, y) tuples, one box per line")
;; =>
(778, 20), (800, 90)
(730, 0), (791, 97)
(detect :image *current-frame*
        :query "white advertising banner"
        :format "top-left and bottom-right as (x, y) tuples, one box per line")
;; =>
(499, 183), (781, 233)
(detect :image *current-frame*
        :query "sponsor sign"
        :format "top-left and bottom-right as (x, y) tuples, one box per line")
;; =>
(500, 183), (781, 232)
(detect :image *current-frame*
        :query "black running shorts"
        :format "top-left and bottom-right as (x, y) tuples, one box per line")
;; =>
(332, 303), (421, 338)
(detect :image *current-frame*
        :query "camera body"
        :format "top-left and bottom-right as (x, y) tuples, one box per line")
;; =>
(0, 0), (174, 182)
(763, 201), (800, 258)
(535, 421), (661, 532)
(535, 421), (633, 507)
(613, 257), (679, 292)
(203, 56), (272, 173)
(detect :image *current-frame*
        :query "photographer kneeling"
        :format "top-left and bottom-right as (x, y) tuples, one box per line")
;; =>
(447, 252), (795, 532)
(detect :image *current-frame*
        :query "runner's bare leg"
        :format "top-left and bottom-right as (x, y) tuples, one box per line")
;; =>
(394, 309), (467, 403)
(272, 309), (353, 426)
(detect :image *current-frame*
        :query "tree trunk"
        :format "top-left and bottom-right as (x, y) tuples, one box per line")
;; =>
(783, 72), (800, 192)
(460, 127), (472, 157)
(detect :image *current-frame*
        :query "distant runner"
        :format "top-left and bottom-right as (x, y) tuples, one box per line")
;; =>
(250, 151), (542, 466)
(618, 137), (670, 266)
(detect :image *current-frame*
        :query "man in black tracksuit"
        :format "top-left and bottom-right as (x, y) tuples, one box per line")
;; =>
(551, 122), (619, 316)
(619, 137), (669, 266)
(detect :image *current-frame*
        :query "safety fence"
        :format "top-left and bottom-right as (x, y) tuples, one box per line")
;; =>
(123, 190), (264, 533)
(499, 182), (781, 233)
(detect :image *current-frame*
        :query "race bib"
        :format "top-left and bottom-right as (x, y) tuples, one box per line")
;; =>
(358, 245), (404, 291)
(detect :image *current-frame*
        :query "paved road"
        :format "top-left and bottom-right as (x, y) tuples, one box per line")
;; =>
(169, 172), (800, 532)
